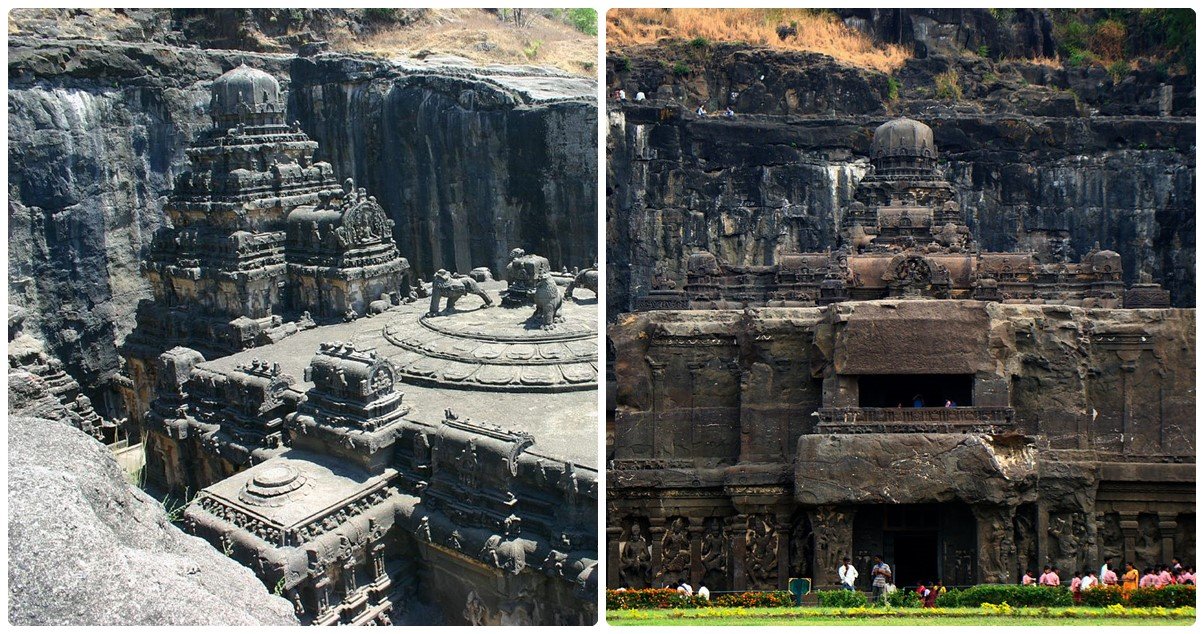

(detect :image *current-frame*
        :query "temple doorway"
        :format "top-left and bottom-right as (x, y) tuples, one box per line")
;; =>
(890, 531), (939, 588)
(858, 374), (973, 408)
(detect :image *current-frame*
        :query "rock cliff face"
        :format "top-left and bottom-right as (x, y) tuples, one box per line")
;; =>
(607, 42), (1194, 318)
(7, 414), (299, 625)
(8, 37), (596, 400)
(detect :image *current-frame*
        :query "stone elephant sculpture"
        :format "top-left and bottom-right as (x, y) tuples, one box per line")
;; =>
(564, 267), (598, 301)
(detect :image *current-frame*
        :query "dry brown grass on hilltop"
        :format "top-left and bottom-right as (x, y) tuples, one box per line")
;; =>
(607, 8), (910, 74)
(334, 8), (596, 76)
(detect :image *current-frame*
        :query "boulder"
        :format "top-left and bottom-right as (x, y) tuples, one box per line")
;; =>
(7, 414), (299, 625)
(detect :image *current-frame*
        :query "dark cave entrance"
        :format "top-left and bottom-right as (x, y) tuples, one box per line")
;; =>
(857, 374), (973, 408)
(890, 532), (939, 589)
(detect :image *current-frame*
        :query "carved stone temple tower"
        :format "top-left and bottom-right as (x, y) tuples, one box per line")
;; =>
(610, 117), (1193, 593)
(122, 64), (409, 429)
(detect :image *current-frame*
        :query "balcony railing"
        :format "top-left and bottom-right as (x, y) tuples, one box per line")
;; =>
(815, 406), (1015, 434)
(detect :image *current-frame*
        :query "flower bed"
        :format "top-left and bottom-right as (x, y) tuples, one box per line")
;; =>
(605, 588), (792, 610)
(1082, 584), (1195, 608)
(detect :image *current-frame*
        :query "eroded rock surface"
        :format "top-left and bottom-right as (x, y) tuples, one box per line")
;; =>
(7, 415), (299, 625)
(9, 36), (596, 400)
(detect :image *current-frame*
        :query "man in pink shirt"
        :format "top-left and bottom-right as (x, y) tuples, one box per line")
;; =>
(1102, 566), (1118, 585)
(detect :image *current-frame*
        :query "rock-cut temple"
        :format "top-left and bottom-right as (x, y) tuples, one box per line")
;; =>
(608, 117), (1194, 592)
(117, 65), (598, 625)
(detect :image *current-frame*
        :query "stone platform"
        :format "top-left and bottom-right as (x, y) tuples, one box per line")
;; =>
(196, 282), (598, 468)
(384, 288), (597, 392)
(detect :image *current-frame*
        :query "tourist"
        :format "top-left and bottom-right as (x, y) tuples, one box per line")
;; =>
(870, 555), (892, 604)
(1178, 567), (1195, 585)
(677, 578), (693, 595)
(1082, 570), (1098, 592)
(1037, 565), (1053, 586)
(635, 91), (646, 102)
(723, 106), (735, 120)
(618, 89), (627, 102)
(1121, 562), (1139, 599)
(1156, 565), (1174, 588)
(1101, 564), (1118, 586)
(1100, 556), (1113, 580)
(696, 104), (707, 117)
(1044, 566), (1061, 587)
(838, 556), (859, 591)
(944, 399), (953, 408)
(925, 580), (946, 608)
(1070, 571), (1083, 603)
(912, 394), (925, 408)
(697, 584), (710, 601)
(1172, 557), (1183, 575)
(1139, 568), (1157, 588)
(916, 582), (930, 605)
(1022, 569), (1036, 585)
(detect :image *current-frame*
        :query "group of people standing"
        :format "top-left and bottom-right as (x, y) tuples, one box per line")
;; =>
(1025, 557), (1195, 603)
(838, 555), (911, 604)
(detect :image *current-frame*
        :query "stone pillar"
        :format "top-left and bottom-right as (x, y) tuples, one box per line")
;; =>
(972, 504), (1017, 583)
(807, 505), (856, 588)
(689, 523), (704, 588)
(1119, 513), (1139, 566)
(342, 557), (357, 595)
(730, 514), (747, 590)
(649, 522), (666, 588)
(371, 543), (386, 581)
(1158, 513), (1178, 564)
(775, 513), (791, 587)
(315, 577), (332, 616)
(605, 525), (622, 588)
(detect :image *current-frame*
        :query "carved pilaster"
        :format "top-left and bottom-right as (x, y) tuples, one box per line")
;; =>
(807, 505), (856, 588)
(1158, 513), (1178, 564)
(972, 504), (1017, 583)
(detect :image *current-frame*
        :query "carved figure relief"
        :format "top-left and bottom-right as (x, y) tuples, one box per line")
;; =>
(744, 514), (779, 590)
(618, 520), (653, 589)
(658, 517), (691, 583)
(699, 518), (728, 589)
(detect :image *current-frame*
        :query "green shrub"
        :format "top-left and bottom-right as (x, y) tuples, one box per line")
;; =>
(672, 62), (691, 77)
(883, 588), (922, 607)
(522, 39), (543, 60)
(817, 589), (868, 608)
(1067, 49), (1097, 67)
(938, 584), (1073, 608)
(362, 8), (397, 22)
(977, 44), (991, 58)
(934, 69), (962, 101)
(689, 36), (710, 49)
(616, 56), (631, 72)
(1128, 585), (1196, 608)
(1107, 59), (1130, 81)
(564, 8), (597, 36)
(886, 76), (901, 101)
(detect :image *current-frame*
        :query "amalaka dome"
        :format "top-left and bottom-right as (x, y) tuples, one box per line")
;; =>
(871, 117), (938, 176)
(209, 64), (285, 127)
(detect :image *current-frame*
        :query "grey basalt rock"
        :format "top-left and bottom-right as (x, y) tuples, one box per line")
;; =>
(7, 415), (299, 626)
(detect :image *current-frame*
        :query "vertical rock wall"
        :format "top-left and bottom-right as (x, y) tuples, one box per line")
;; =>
(8, 40), (596, 398)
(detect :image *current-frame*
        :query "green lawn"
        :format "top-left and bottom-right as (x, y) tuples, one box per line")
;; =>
(606, 606), (1197, 626)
